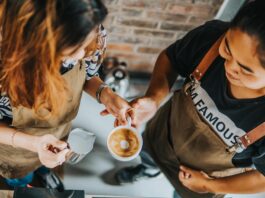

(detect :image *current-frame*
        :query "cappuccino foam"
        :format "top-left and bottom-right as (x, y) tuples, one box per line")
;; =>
(108, 128), (139, 157)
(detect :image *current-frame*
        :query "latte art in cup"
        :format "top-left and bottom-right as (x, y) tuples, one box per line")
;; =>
(108, 128), (139, 157)
(107, 117), (143, 161)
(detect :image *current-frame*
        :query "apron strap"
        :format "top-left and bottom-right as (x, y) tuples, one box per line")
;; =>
(191, 35), (224, 81)
(240, 122), (265, 148)
(191, 34), (265, 151)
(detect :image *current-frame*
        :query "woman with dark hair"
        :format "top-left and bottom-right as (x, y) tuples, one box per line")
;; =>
(116, 0), (265, 197)
(0, 0), (131, 189)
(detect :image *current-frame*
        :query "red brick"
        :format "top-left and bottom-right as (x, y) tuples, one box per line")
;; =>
(211, 0), (224, 7)
(129, 62), (155, 72)
(106, 52), (151, 60)
(106, 6), (120, 16)
(167, 4), (214, 17)
(118, 0), (167, 10)
(104, 53), (155, 72)
(121, 8), (143, 17)
(102, 0), (224, 74)
(137, 47), (161, 54)
(108, 33), (150, 45)
(116, 18), (158, 29)
(149, 38), (175, 48)
(107, 43), (134, 52)
(193, 0), (212, 5)
(102, 0), (118, 5)
(102, 16), (115, 27)
(134, 29), (174, 39)
(172, 0), (193, 3)
(107, 26), (129, 34)
(188, 15), (210, 26)
(146, 11), (188, 23)
(160, 22), (195, 31)
(176, 31), (187, 39)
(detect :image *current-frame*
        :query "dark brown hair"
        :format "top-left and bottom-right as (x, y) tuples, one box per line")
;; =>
(230, 0), (265, 67)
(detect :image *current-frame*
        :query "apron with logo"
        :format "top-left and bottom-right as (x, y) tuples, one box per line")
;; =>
(0, 61), (86, 178)
(143, 36), (252, 198)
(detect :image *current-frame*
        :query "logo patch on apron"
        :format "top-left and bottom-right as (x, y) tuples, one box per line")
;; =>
(189, 85), (246, 146)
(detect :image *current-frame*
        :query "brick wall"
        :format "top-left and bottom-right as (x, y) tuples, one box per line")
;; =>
(102, 0), (224, 73)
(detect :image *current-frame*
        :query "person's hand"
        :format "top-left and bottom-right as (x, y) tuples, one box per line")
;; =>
(179, 165), (212, 193)
(128, 97), (158, 128)
(100, 88), (132, 126)
(33, 134), (70, 168)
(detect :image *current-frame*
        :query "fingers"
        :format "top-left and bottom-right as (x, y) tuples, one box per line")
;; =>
(185, 172), (191, 179)
(46, 141), (67, 154)
(131, 101), (140, 109)
(130, 98), (142, 108)
(114, 119), (119, 127)
(46, 145), (60, 153)
(118, 109), (127, 126)
(179, 170), (191, 180)
(56, 148), (70, 164)
(128, 109), (138, 128)
(179, 165), (192, 180)
(100, 109), (110, 116)
(127, 108), (135, 125)
(54, 140), (68, 150)
(113, 108), (135, 127)
(43, 148), (70, 168)
(101, 97), (136, 127)
(179, 170), (185, 179)
(180, 165), (191, 172)
(110, 108), (131, 126)
(200, 171), (211, 179)
(38, 134), (70, 168)
(41, 135), (67, 152)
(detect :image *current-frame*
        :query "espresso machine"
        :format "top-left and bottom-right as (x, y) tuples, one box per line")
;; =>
(100, 57), (129, 98)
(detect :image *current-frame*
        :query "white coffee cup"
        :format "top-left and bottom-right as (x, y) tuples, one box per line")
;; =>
(66, 128), (96, 164)
(107, 118), (143, 161)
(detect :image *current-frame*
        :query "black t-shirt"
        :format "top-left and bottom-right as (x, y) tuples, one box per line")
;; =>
(166, 20), (265, 175)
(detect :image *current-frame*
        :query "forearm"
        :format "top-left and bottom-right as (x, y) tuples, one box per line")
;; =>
(207, 170), (265, 194)
(0, 122), (38, 152)
(83, 76), (114, 105)
(145, 50), (178, 106)
(83, 76), (103, 98)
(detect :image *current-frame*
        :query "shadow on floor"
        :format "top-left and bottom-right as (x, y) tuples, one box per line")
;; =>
(100, 167), (121, 186)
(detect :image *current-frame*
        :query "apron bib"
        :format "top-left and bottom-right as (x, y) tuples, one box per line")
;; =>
(144, 88), (239, 198)
(143, 36), (250, 198)
(0, 61), (86, 178)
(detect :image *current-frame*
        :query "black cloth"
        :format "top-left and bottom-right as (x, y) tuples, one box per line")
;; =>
(166, 20), (265, 175)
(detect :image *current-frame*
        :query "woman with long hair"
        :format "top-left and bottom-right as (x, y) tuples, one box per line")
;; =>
(0, 0), (131, 188)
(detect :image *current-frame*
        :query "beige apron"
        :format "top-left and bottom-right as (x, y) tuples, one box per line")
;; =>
(0, 61), (86, 179)
(143, 41), (248, 198)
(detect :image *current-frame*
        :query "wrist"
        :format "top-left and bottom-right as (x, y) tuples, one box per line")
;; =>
(100, 86), (113, 105)
(96, 83), (109, 104)
(31, 136), (41, 152)
(11, 130), (19, 148)
(204, 178), (217, 194)
(144, 94), (161, 109)
(13, 130), (40, 152)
